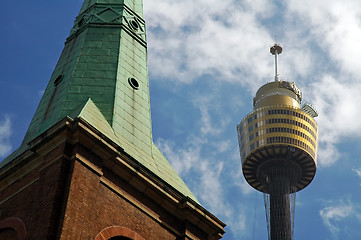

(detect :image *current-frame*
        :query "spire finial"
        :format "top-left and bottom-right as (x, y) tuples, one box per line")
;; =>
(270, 43), (283, 82)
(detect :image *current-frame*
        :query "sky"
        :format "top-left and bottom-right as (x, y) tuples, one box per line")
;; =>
(1, 0), (361, 239)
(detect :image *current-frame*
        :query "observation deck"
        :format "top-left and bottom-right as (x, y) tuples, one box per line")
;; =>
(237, 102), (318, 192)
(237, 76), (318, 193)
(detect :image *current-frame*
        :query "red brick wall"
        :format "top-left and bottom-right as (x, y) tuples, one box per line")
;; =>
(1, 140), (210, 240)
(0, 142), (71, 239)
(59, 156), (180, 239)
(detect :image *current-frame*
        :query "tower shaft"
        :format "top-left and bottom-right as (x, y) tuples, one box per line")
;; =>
(269, 174), (292, 240)
(261, 163), (297, 240)
(270, 191), (291, 240)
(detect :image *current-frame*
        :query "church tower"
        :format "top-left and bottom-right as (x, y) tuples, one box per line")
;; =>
(0, 1), (225, 239)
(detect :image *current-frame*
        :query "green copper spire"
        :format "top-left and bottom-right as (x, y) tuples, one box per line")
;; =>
(2, 0), (198, 202)
(23, 0), (150, 149)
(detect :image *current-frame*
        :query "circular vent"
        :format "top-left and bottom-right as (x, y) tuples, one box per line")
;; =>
(129, 19), (139, 31)
(128, 77), (139, 90)
(54, 74), (64, 86)
(78, 17), (85, 27)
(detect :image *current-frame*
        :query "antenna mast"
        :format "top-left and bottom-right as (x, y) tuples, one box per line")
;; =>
(270, 44), (283, 82)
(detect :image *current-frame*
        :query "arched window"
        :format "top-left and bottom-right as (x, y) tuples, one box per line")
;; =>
(0, 218), (26, 240)
(94, 226), (144, 240)
(0, 228), (18, 240)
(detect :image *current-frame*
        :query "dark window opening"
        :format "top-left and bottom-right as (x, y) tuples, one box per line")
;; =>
(109, 237), (132, 240)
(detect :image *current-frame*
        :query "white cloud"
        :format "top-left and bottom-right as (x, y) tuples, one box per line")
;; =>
(353, 168), (361, 186)
(238, 178), (254, 195)
(156, 138), (201, 175)
(212, 140), (232, 153)
(156, 137), (229, 212)
(287, 0), (361, 76)
(145, 0), (361, 237)
(38, 90), (45, 96)
(196, 97), (218, 136)
(192, 94), (231, 136)
(0, 115), (12, 158)
(145, 0), (361, 167)
(320, 204), (352, 233)
(144, 0), (276, 90)
(156, 136), (249, 237)
(197, 160), (226, 211)
(307, 67), (361, 166)
(320, 199), (360, 235)
(354, 168), (361, 178)
(284, 1), (361, 166)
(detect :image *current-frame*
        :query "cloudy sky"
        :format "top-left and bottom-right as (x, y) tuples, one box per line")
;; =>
(1, 0), (361, 239)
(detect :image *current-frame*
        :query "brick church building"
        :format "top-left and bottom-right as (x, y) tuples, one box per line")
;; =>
(0, 0), (225, 239)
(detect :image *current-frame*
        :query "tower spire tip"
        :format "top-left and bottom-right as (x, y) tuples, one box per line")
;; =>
(270, 43), (282, 55)
(270, 43), (282, 81)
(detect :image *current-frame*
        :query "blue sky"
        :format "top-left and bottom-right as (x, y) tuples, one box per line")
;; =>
(1, 1), (361, 239)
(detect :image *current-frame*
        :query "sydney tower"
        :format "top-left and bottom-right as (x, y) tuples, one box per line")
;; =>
(237, 44), (318, 240)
